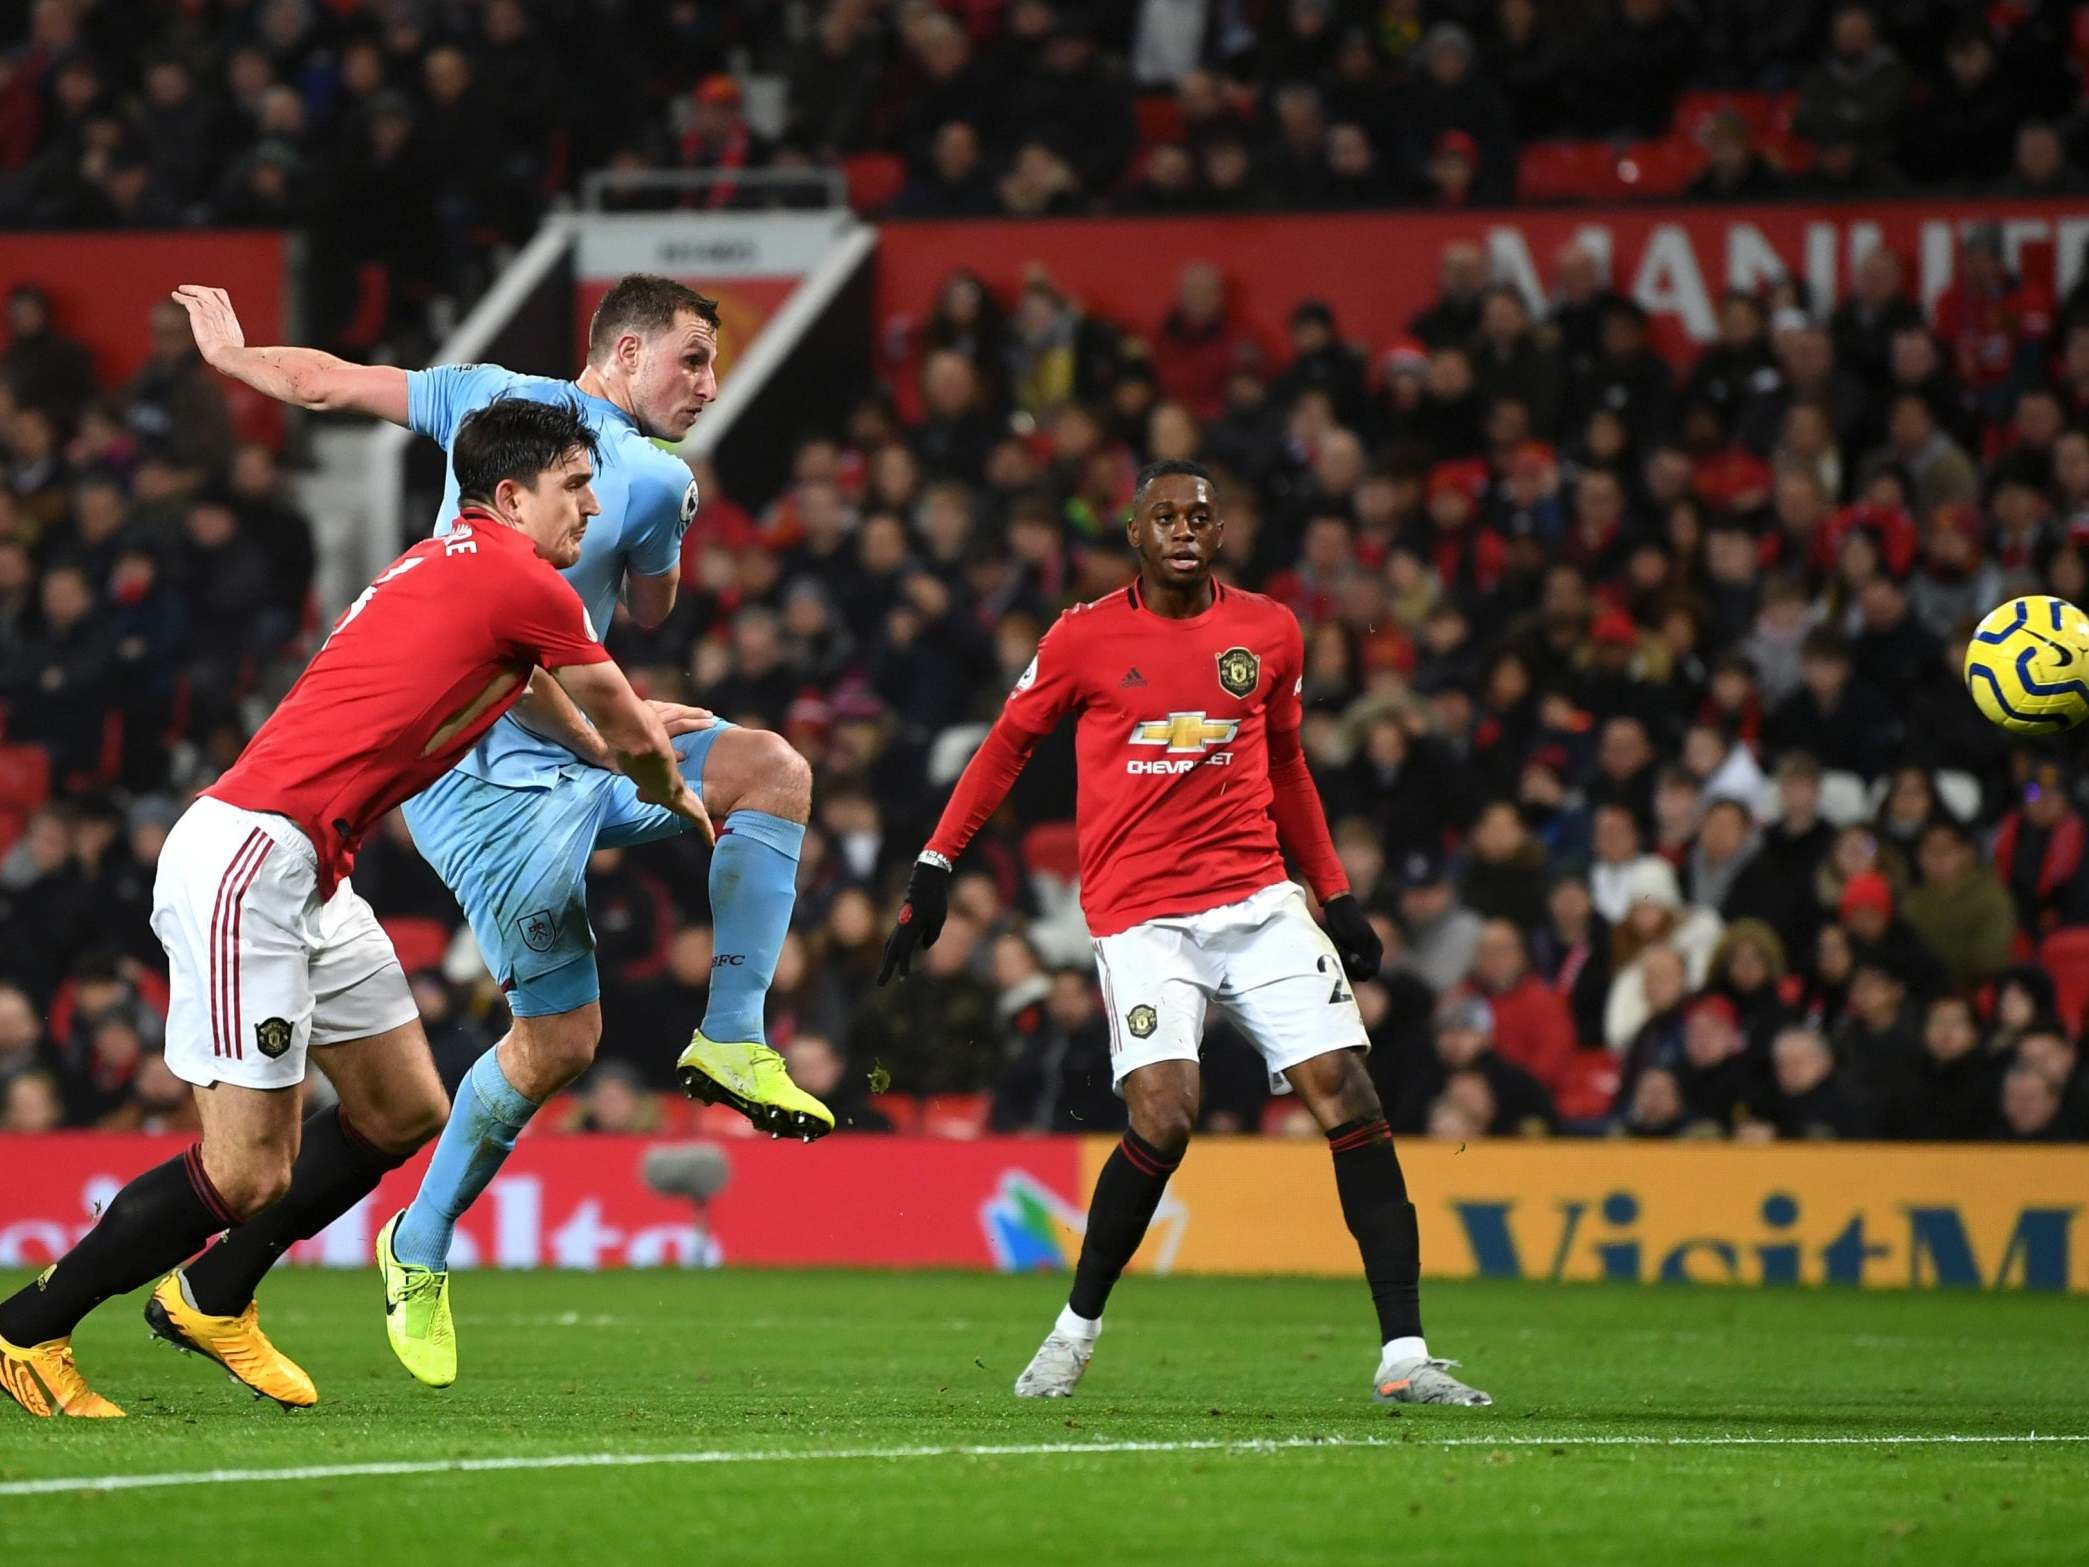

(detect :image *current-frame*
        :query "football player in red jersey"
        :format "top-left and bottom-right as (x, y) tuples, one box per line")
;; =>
(880, 460), (1491, 1407)
(0, 399), (703, 1418)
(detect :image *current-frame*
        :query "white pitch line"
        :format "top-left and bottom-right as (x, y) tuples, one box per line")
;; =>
(2, 1432), (2086, 1499)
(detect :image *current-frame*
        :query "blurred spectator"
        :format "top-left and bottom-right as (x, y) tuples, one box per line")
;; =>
(1463, 918), (1576, 1096)
(1906, 24), (2018, 189)
(1391, 848), (1483, 995)
(1603, 858), (1724, 1049)
(1410, 242), (1489, 353)
(2013, 1020), (2089, 1138)
(784, 1032), (891, 1134)
(1900, 820), (2013, 988)
(1576, 0), (1697, 139)
(2, 1067), (64, 1133)
(1793, 5), (1910, 166)
(567, 1060), (663, 1134)
(1997, 122), (2089, 198)
(1883, 995), (2001, 1141)
(1763, 1024), (1869, 1139)
(1930, 226), (2052, 421)
(3, 286), (98, 428)
(1993, 758), (2089, 937)
(991, 964), (1123, 1133)
(1153, 262), (1247, 421)
(1401, 995), (1555, 1137)
(895, 121), (999, 217)
(1686, 111), (1784, 202)
(1672, 994), (1768, 1133)
(848, 911), (998, 1094)
(1402, 24), (1512, 203)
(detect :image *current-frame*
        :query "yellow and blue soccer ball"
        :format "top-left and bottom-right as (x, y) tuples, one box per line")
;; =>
(1965, 595), (2089, 734)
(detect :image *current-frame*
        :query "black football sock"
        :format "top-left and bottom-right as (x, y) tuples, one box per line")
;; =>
(183, 1107), (406, 1316)
(1327, 1116), (1423, 1344)
(0, 1146), (236, 1346)
(1067, 1130), (1182, 1321)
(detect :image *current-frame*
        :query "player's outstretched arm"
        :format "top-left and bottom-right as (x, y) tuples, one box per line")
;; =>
(878, 718), (1038, 983)
(1267, 723), (1381, 980)
(512, 668), (715, 770)
(173, 285), (409, 422)
(511, 667), (615, 769)
(552, 659), (715, 845)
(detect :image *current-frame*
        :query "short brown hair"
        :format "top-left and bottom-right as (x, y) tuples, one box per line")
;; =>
(586, 274), (721, 365)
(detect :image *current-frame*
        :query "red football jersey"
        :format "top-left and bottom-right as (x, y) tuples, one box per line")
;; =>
(208, 510), (609, 896)
(928, 579), (1347, 936)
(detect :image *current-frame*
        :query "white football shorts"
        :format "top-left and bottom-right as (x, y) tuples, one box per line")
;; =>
(151, 796), (418, 1092)
(1091, 880), (1369, 1093)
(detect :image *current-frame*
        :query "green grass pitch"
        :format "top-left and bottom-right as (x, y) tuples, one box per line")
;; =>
(2, 1268), (2084, 1565)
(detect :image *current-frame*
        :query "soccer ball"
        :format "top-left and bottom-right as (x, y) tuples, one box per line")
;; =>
(1965, 595), (2089, 734)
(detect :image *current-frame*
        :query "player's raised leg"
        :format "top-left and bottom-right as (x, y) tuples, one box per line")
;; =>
(1015, 1059), (1197, 1398)
(582, 716), (830, 1134)
(157, 1015), (444, 1405)
(0, 1080), (295, 1419)
(1285, 1049), (1490, 1407)
(661, 727), (831, 1137)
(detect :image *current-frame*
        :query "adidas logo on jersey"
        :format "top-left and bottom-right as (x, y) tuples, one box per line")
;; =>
(1119, 667), (1148, 687)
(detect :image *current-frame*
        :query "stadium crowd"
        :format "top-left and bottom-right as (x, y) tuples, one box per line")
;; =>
(6, 0), (2089, 1145)
(9, 2), (2089, 350)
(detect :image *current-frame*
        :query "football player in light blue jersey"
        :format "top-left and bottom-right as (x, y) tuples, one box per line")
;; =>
(171, 277), (829, 1387)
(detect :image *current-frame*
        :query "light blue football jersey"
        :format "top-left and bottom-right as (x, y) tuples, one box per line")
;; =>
(405, 364), (697, 789)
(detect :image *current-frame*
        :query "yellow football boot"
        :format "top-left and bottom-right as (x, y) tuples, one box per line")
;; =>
(0, 1330), (124, 1418)
(375, 1210), (456, 1388)
(676, 1030), (835, 1140)
(145, 1272), (316, 1409)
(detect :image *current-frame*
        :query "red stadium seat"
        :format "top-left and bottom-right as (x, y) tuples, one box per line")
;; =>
(1021, 821), (1081, 884)
(0, 744), (50, 815)
(1515, 141), (1625, 203)
(1615, 137), (1702, 197)
(380, 917), (452, 976)
(870, 1092), (922, 1134)
(2037, 928), (2089, 1033)
(920, 1092), (991, 1139)
(842, 153), (906, 216)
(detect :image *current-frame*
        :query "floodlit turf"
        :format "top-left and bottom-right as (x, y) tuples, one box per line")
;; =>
(1, 1268), (2084, 1565)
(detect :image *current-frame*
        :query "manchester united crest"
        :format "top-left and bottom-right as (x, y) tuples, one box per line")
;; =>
(255, 1017), (293, 1059)
(1216, 646), (1260, 698)
(1127, 1004), (1158, 1039)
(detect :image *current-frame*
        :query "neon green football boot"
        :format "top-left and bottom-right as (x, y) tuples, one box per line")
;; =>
(676, 1031), (835, 1141)
(375, 1210), (456, 1388)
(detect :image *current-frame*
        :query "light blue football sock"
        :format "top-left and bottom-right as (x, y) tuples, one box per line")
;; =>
(392, 1046), (539, 1270)
(700, 809), (804, 1045)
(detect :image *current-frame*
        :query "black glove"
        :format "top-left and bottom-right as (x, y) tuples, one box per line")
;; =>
(878, 859), (952, 983)
(1322, 894), (1383, 981)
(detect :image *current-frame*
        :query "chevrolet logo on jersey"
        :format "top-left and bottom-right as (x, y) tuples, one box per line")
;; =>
(1127, 713), (1240, 772)
(1130, 713), (1241, 753)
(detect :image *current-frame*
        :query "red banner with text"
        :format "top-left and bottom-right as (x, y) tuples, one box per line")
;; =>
(876, 197), (2089, 415)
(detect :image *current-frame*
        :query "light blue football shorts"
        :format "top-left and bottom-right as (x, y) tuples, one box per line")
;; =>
(400, 723), (732, 1017)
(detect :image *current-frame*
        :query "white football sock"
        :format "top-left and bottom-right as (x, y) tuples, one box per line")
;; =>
(1381, 1334), (1429, 1367)
(1055, 1304), (1102, 1342)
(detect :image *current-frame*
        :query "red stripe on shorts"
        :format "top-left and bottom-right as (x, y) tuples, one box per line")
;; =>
(207, 830), (267, 1058)
(222, 835), (274, 1061)
(212, 827), (271, 1061)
